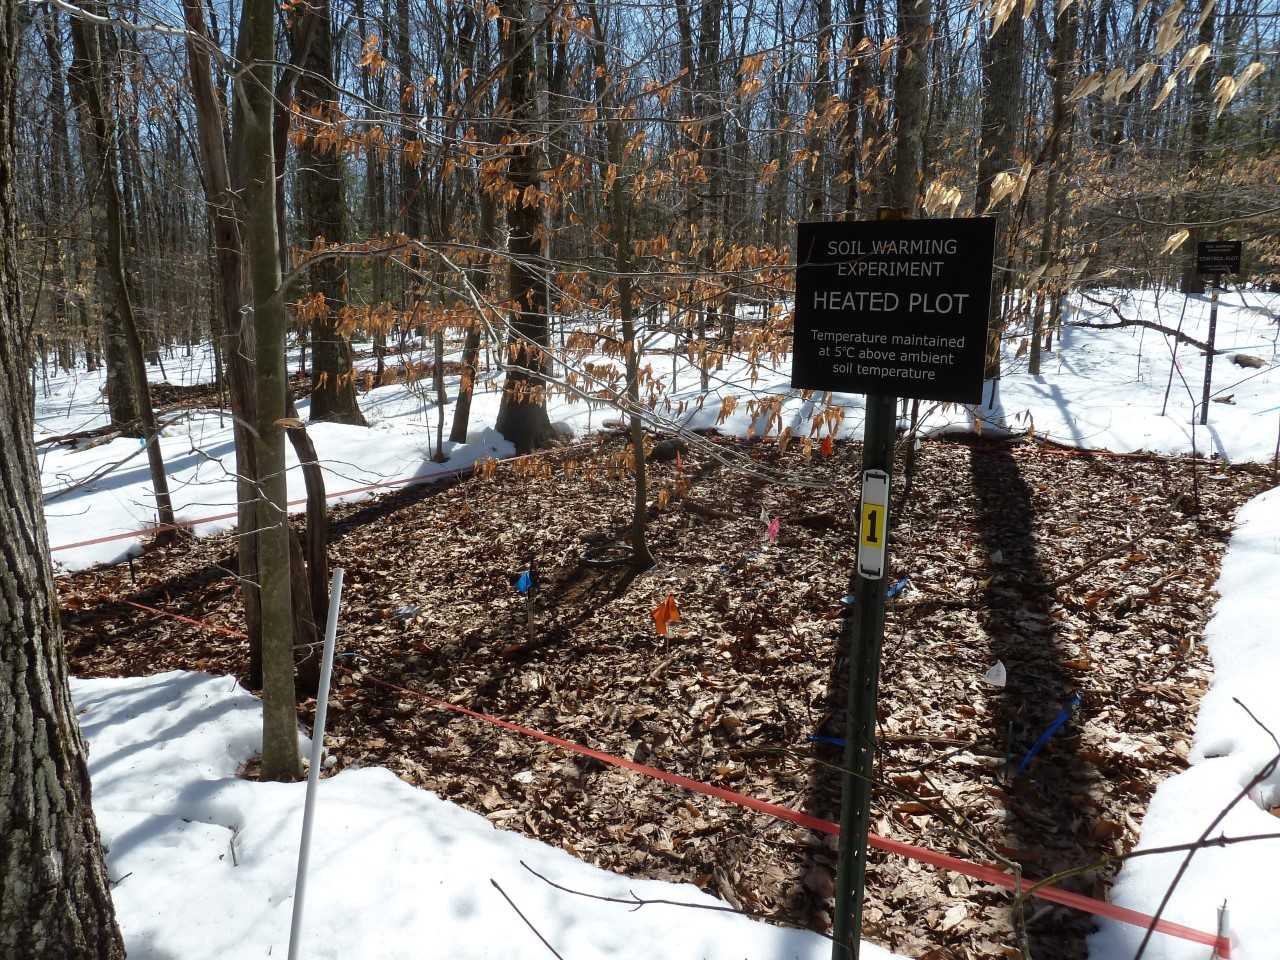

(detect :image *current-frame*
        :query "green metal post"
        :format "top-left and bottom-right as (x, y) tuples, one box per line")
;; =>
(830, 392), (896, 960)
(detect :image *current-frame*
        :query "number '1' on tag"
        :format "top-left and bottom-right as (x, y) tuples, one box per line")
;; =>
(858, 469), (889, 580)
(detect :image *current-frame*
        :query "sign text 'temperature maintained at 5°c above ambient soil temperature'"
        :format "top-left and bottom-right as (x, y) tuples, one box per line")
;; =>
(790, 217), (997, 404)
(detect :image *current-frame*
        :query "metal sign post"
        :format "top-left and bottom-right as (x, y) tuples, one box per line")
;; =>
(790, 211), (995, 960)
(1194, 240), (1241, 427)
(1200, 285), (1219, 426)
(831, 394), (895, 960)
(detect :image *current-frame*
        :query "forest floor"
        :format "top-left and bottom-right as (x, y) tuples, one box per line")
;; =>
(62, 432), (1273, 959)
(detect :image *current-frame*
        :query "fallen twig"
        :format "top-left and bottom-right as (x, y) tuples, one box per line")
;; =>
(490, 878), (567, 960)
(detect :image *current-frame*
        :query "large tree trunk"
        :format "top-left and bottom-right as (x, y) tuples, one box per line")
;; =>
(0, 0), (126, 948)
(975, 1), (1025, 381)
(493, 0), (553, 452)
(238, 0), (301, 781)
(890, 0), (931, 211)
(67, 5), (176, 542)
(293, 0), (365, 426)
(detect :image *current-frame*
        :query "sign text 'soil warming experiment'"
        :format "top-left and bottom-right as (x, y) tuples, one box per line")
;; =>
(790, 218), (997, 403)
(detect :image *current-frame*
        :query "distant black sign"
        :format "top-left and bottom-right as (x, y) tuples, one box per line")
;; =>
(1197, 240), (1242, 276)
(790, 218), (996, 404)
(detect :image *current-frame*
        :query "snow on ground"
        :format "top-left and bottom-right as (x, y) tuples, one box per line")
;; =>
(1089, 486), (1280, 960)
(38, 345), (516, 570)
(75, 670), (900, 960)
(44, 290), (1280, 956)
(985, 289), (1280, 462)
(36, 287), (1279, 571)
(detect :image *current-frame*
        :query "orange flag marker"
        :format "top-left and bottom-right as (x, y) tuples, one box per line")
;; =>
(820, 435), (835, 457)
(653, 594), (681, 636)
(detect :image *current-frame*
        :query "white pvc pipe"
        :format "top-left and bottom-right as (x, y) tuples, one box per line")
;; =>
(1216, 901), (1231, 959)
(287, 567), (345, 960)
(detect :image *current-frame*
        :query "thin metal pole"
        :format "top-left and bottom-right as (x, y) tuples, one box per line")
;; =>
(1160, 293), (1190, 417)
(1200, 287), (1219, 426)
(831, 393), (896, 960)
(287, 567), (345, 960)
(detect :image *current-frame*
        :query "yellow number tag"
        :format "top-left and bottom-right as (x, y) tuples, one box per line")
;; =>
(857, 469), (889, 579)
(860, 504), (884, 550)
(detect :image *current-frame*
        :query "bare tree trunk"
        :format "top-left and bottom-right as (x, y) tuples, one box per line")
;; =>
(393, 0), (424, 265)
(355, 0), (388, 387)
(840, 0), (868, 217)
(181, 0), (264, 683)
(284, 393), (328, 663)
(493, 0), (553, 452)
(1030, 0), (1078, 375)
(890, 0), (931, 211)
(271, 8), (334, 692)
(695, 0), (723, 384)
(68, 6), (176, 542)
(293, 0), (365, 426)
(1, 0), (125, 947)
(589, 0), (653, 569)
(238, 0), (301, 781)
(1180, 0), (1217, 295)
(805, 0), (834, 217)
(70, 73), (136, 423)
(673, 0), (711, 392)
(42, 11), (77, 362)
(448, 8), (489, 444)
(450, 195), (494, 443)
(975, 1), (1025, 381)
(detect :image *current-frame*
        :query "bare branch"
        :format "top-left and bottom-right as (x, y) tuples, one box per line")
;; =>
(489, 879), (567, 960)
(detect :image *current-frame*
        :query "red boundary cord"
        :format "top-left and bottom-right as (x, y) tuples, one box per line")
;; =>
(364, 675), (1229, 956)
(119, 599), (249, 640)
(92, 598), (1231, 956)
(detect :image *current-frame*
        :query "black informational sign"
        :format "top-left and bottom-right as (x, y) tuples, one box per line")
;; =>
(1197, 240), (1242, 276)
(791, 218), (996, 404)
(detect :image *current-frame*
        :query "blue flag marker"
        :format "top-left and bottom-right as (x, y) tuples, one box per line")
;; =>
(807, 734), (846, 748)
(886, 576), (910, 599)
(516, 571), (533, 594)
(1015, 692), (1082, 777)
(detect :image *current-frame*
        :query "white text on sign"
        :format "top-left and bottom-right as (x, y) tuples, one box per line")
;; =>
(811, 291), (972, 314)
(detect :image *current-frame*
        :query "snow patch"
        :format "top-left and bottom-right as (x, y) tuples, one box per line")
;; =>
(1089, 486), (1280, 960)
(74, 671), (902, 960)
